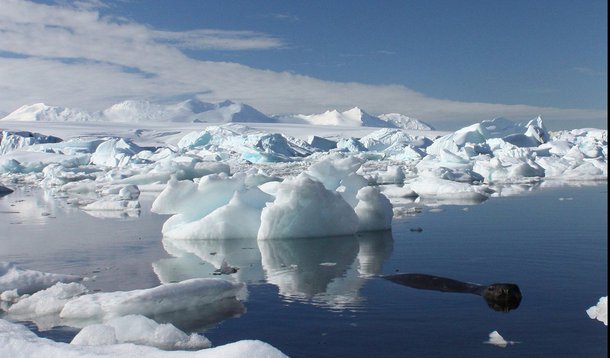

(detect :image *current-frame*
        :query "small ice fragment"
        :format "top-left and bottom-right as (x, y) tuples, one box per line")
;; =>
(319, 262), (337, 267)
(586, 296), (607, 326)
(485, 331), (517, 347)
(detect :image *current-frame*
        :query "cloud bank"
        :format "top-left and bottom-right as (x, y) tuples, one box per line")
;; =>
(0, 0), (606, 125)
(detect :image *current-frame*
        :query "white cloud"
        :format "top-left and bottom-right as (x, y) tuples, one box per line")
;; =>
(0, 0), (605, 126)
(153, 29), (284, 51)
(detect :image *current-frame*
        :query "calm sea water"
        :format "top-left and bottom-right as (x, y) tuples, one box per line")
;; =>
(0, 183), (607, 357)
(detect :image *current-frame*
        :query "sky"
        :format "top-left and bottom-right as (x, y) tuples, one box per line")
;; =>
(0, 0), (607, 129)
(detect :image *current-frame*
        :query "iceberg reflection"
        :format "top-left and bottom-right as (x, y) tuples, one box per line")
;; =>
(155, 238), (264, 284)
(156, 231), (394, 311)
(259, 231), (394, 309)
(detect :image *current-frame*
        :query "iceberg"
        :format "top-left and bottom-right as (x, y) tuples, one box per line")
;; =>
(258, 173), (359, 239)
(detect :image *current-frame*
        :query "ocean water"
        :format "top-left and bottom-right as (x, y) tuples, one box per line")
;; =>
(0, 183), (607, 357)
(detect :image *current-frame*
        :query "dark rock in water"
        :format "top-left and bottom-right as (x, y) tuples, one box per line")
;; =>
(383, 273), (522, 312)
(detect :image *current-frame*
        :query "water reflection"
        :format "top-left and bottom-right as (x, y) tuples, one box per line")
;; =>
(414, 196), (489, 206)
(384, 273), (522, 312)
(81, 210), (140, 219)
(144, 297), (246, 332)
(154, 231), (394, 310)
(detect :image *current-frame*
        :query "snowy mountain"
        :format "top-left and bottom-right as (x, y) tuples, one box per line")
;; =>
(278, 107), (396, 128)
(1, 99), (277, 124)
(102, 99), (276, 123)
(378, 113), (434, 130)
(1, 101), (432, 130)
(0, 103), (97, 122)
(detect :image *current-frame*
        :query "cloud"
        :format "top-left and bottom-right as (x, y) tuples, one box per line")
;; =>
(153, 29), (284, 51)
(259, 13), (300, 22)
(0, 0), (605, 126)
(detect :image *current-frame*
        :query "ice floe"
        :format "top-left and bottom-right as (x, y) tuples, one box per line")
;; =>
(0, 262), (81, 296)
(71, 314), (211, 350)
(0, 318), (288, 357)
(586, 296), (607, 326)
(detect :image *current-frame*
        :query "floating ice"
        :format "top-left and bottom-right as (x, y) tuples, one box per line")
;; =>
(90, 138), (143, 167)
(176, 124), (315, 163)
(258, 173), (359, 239)
(354, 186), (393, 232)
(0, 318), (288, 357)
(7, 282), (88, 320)
(71, 314), (211, 350)
(485, 330), (517, 347)
(0, 262), (81, 296)
(153, 154), (392, 241)
(409, 176), (492, 201)
(60, 278), (244, 325)
(586, 296), (607, 326)
(0, 130), (62, 155)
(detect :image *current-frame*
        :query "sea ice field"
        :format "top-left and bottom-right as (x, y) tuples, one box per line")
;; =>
(0, 105), (607, 357)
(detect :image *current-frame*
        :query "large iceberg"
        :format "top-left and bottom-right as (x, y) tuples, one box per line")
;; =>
(152, 154), (393, 240)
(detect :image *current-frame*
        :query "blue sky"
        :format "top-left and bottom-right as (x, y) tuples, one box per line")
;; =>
(0, 0), (606, 128)
(117, 0), (607, 110)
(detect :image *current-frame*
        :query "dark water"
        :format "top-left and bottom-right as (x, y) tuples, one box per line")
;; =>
(0, 183), (607, 357)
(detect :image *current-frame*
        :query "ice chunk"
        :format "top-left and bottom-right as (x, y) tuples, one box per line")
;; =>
(485, 330), (516, 347)
(71, 314), (211, 350)
(0, 130), (62, 155)
(306, 154), (364, 191)
(307, 135), (337, 151)
(163, 188), (273, 240)
(0, 262), (81, 295)
(409, 176), (491, 201)
(586, 296), (607, 326)
(90, 138), (142, 167)
(354, 186), (393, 232)
(153, 174), (247, 236)
(7, 282), (88, 327)
(258, 174), (359, 239)
(336, 138), (367, 152)
(0, 318), (288, 357)
(60, 278), (244, 324)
